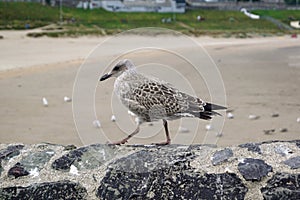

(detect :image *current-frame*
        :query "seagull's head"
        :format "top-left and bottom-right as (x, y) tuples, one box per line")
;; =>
(100, 59), (135, 81)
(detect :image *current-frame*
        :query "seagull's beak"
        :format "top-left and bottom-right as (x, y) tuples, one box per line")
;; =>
(100, 73), (112, 81)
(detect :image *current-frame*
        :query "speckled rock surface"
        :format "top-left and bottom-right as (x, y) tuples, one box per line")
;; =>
(238, 158), (273, 181)
(0, 144), (24, 160)
(211, 148), (233, 166)
(0, 145), (24, 177)
(0, 180), (87, 200)
(0, 140), (299, 199)
(52, 144), (117, 171)
(109, 146), (195, 172)
(21, 149), (55, 171)
(261, 172), (300, 199)
(283, 156), (300, 169)
(239, 143), (262, 154)
(0, 162), (3, 176)
(274, 144), (293, 156)
(97, 167), (247, 199)
(97, 146), (246, 199)
(295, 141), (300, 148)
(8, 162), (29, 178)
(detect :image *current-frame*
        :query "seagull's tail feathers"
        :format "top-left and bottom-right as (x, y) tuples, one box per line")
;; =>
(178, 94), (226, 120)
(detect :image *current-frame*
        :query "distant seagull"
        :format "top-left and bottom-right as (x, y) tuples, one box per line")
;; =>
(100, 59), (226, 145)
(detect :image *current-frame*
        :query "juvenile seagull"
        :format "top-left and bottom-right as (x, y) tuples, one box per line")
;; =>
(100, 59), (226, 145)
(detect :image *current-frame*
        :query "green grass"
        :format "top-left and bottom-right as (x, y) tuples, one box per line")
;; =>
(0, 2), (299, 37)
(62, 8), (281, 33)
(0, 2), (59, 29)
(253, 10), (300, 24)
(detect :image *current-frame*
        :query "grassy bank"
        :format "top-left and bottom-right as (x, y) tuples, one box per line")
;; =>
(0, 2), (299, 37)
(253, 10), (300, 24)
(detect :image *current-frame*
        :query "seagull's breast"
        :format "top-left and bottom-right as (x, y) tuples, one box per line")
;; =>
(114, 71), (140, 100)
(114, 77), (130, 99)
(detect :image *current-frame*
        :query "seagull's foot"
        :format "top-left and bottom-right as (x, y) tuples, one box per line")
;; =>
(152, 140), (171, 146)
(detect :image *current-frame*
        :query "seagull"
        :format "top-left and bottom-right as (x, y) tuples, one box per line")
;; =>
(100, 59), (226, 145)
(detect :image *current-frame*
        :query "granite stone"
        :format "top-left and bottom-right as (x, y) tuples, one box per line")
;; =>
(97, 146), (247, 199)
(283, 156), (300, 169)
(52, 144), (116, 171)
(0, 141), (299, 199)
(109, 147), (194, 173)
(97, 168), (247, 200)
(238, 158), (272, 181)
(0, 145), (24, 160)
(239, 143), (261, 154)
(7, 162), (29, 178)
(211, 148), (233, 166)
(21, 150), (55, 171)
(261, 172), (300, 199)
(0, 180), (87, 200)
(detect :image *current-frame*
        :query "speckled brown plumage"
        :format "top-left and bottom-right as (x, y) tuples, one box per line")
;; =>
(100, 59), (226, 145)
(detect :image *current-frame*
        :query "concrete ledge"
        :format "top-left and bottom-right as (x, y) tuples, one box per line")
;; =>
(0, 140), (299, 199)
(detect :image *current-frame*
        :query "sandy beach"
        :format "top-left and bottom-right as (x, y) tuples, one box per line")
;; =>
(0, 30), (299, 147)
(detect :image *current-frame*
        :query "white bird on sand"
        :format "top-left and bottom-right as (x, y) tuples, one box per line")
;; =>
(42, 97), (48, 107)
(100, 59), (226, 145)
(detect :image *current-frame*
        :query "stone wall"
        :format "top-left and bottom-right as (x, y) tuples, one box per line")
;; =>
(0, 140), (299, 199)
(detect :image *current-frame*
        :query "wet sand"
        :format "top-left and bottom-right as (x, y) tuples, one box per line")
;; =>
(0, 30), (299, 147)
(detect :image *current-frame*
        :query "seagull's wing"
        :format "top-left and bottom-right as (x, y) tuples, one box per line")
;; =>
(132, 81), (180, 114)
(129, 80), (212, 121)
(121, 98), (152, 122)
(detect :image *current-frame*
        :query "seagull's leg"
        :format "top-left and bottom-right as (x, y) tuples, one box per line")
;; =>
(153, 119), (171, 145)
(111, 125), (140, 145)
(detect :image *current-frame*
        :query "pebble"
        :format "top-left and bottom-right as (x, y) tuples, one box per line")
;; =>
(111, 115), (116, 122)
(271, 113), (279, 118)
(216, 132), (223, 137)
(63, 96), (72, 102)
(205, 124), (212, 130)
(248, 114), (259, 120)
(42, 97), (48, 107)
(8, 163), (29, 178)
(297, 117), (300, 123)
(93, 120), (101, 128)
(70, 165), (79, 175)
(263, 129), (275, 135)
(279, 128), (288, 133)
(29, 167), (39, 177)
(226, 112), (234, 119)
